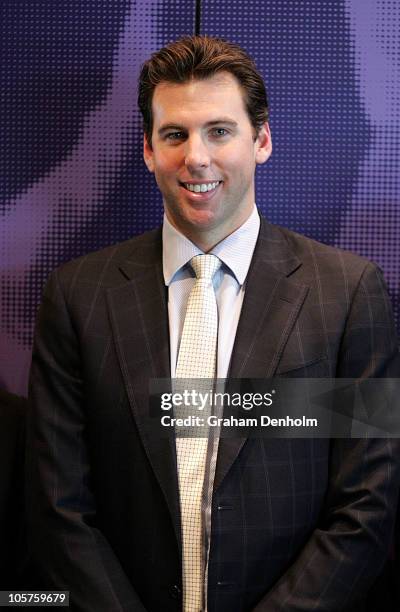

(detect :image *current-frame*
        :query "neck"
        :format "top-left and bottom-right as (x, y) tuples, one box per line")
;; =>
(165, 209), (254, 252)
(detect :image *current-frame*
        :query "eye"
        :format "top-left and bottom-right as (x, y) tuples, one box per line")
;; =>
(165, 131), (185, 141)
(211, 127), (229, 137)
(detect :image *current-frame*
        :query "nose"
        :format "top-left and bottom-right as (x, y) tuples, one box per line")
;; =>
(184, 134), (210, 171)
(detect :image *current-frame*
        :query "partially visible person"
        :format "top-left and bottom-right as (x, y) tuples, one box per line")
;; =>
(0, 388), (28, 589)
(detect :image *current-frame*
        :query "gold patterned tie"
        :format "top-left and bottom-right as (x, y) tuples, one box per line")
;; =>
(175, 254), (221, 612)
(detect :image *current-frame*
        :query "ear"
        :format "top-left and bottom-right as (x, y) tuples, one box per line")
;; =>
(255, 122), (272, 165)
(143, 133), (154, 172)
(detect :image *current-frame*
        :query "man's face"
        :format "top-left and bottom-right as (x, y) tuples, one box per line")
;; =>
(143, 71), (272, 249)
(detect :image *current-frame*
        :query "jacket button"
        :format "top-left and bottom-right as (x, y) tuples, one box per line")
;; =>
(169, 584), (182, 599)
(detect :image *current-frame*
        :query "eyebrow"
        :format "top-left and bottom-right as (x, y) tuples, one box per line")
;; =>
(158, 118), (238, 136)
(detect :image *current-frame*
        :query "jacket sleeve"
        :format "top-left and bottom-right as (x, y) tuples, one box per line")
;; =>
(26, 269), (147, 612)
(252, 263), (400, 611)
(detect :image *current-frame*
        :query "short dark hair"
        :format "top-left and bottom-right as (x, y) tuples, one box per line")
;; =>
(138, 35), (269, 147)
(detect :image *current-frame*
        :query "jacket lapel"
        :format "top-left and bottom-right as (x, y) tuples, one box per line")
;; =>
(105, 219), (310, 532)
(106, 229), (181, 548)
(214, 218), (309, 491)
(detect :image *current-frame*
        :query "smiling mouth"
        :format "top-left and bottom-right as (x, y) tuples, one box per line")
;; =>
(181, 181), (221, 193)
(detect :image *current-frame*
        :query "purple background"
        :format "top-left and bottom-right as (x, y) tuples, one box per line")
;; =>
(1, 0), (399, 396)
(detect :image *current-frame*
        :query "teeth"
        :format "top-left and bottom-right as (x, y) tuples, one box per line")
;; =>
(184, 181), (220, 193)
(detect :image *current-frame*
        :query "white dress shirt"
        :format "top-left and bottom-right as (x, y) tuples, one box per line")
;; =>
(163, 205), (260, 610)
(163, 205), (260, 379)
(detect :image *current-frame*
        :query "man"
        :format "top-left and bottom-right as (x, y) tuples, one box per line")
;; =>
(27, 36), (400, 611)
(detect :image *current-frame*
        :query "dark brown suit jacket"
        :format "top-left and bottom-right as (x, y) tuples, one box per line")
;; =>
(27, 217), (400, 611)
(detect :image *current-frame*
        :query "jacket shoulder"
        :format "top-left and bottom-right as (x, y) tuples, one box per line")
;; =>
(49, 227), (162, 288)
(274, 223), (376, 276)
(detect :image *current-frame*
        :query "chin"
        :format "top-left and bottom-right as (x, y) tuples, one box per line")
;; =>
(184, 208), (218, 228)
(189, 217), (220, 235)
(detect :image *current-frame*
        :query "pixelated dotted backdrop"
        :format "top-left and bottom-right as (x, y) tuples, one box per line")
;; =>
(1, 1), (399, 395)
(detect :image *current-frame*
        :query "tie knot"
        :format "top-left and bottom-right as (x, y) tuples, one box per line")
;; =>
(190, 254), (221, 280)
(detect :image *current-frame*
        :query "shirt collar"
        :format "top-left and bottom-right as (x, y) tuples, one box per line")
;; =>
(162, 205), (260, 286)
